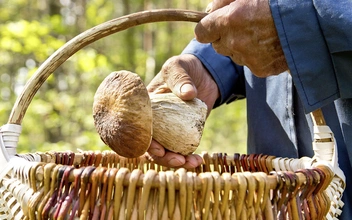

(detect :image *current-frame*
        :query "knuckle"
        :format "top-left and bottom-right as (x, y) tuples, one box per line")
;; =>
(212, 42), (232, 56)
(159, 57), (191, 89)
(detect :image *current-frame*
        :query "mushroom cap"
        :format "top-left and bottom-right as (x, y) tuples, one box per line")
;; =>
(93, 71), (152, 158)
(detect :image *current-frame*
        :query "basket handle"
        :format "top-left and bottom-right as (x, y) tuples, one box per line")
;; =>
(4, 8), (328, 135)
(7, 9), (207, 125)
(0, 9), (206, 166)
(311, 108), (325, 126)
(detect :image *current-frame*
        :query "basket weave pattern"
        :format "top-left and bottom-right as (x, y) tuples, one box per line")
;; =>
(0, 150), (343, 219)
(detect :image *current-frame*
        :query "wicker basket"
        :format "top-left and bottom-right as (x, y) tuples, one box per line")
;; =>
(0, 9), (346, 220)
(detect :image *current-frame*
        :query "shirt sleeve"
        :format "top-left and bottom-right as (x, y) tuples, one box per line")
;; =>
(270, 0), (352, 113)
(181, 39), (245, 108)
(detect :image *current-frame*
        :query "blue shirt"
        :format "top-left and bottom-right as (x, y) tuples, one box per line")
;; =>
(182, 0), (352, 214)
(270, 0), (352, 113)
(183, 38), (352, 220)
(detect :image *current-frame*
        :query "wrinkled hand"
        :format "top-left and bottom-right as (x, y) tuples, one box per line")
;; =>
(146, 54), (219, 169)
(195, 0), (288, 77)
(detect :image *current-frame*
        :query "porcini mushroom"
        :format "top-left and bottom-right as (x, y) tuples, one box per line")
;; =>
(93, 70), (207, 158)
(93, 71), (153, 158)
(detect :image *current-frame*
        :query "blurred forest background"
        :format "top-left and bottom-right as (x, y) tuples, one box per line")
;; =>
(0, 0), (247, 155)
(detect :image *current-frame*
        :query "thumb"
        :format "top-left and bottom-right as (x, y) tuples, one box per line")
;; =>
(177, 83), (197, 101)
(194, 11), (221, 43)
(161, 62), (197, 100)
(166, 69), (197, 101)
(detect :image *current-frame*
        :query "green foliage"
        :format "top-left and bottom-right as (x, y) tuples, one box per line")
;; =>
(198, 99), (247, 155)
(0, 0), (247, 155)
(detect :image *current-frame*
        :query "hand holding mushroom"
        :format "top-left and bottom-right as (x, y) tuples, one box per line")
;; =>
(146, 54), (220, 168)
(93, 54), (219, 168)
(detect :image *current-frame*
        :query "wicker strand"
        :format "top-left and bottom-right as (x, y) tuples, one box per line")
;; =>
(243, 172), (256, 219)
(166, 171), (176, 219)
(175, 168), (187, 220)
(139, 169), (157, 219)
(186, 172), (195, 220)
(211, 172), (221, 218)
(113, 167), (129, 219)
(235, 173), (246, 219)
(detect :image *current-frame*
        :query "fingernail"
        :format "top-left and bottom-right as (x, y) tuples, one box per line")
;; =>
(168, 158), (183, 167)
(180, 84), (194, 95)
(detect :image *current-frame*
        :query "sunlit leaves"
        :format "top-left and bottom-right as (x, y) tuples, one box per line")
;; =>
(0, 20), (65, 61)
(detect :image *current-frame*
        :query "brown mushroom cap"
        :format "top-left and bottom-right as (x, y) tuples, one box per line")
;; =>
(93, 71), (152, 158)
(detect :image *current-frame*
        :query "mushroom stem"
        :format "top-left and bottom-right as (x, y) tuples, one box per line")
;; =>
(150, 93), (207, 155)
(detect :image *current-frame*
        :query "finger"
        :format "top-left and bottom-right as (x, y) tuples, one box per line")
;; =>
(211, 39), (233, 57)
(177, 83), (197, 101)
(182, 154), (203, 169)
(147, 73), (170, 93)
(147, 140), (202, 168)
(161, 58), (197, 100)
(194, 10), (223, 43)
(229, 52), (246, 66)
(147, 151), (187, 168)
(148, 140), (165, 157)
(211, 0), (235, 12)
